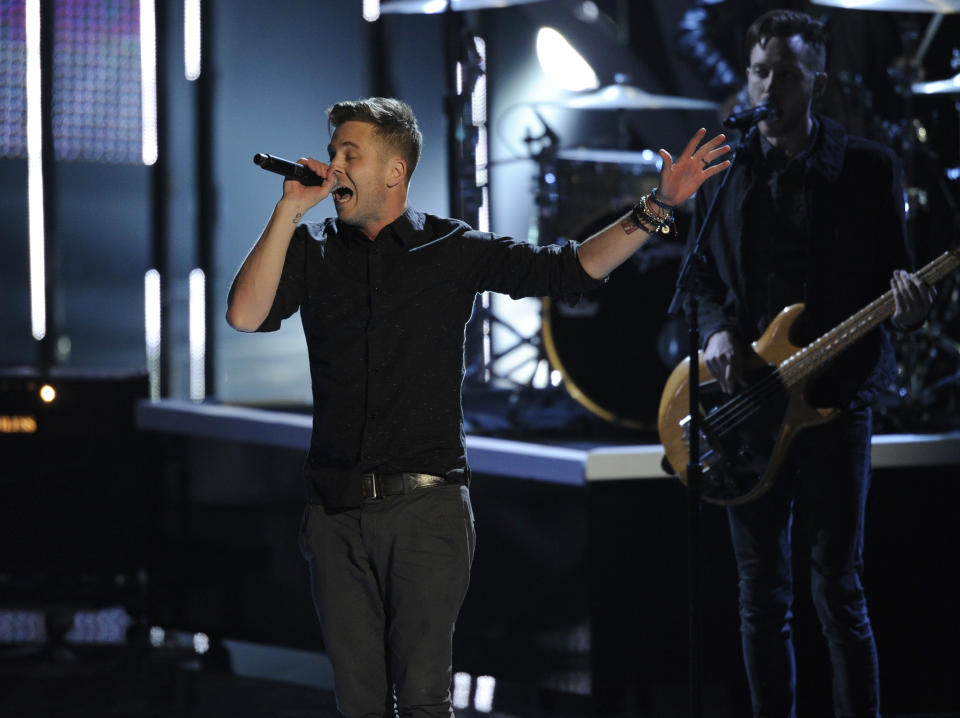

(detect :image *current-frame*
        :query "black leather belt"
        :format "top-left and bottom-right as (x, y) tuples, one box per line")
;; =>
(360, 472), (450, 500)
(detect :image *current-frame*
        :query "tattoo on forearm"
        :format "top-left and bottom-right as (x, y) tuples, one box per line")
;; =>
(292, 211), (302, 224)
(621, 215), (643, 235)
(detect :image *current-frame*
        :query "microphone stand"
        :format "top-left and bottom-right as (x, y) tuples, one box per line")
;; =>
(666, 125), (754, 718)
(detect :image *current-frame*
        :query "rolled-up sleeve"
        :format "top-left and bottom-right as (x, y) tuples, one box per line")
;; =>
(257, 224), (308, 332)
(462, 231), (606, 305)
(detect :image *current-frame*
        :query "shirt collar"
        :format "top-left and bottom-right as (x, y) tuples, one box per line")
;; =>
(388, 206), (428, 249)
(759, 116), (820, 169)
(753, 113), (846, 182)
(332, 206), (427, 250)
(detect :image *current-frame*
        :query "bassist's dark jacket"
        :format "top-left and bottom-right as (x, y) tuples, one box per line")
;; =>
(680, 114), (910, 409)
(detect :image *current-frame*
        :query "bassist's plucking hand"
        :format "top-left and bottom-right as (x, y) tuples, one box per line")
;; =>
(704, 329), (746, 395)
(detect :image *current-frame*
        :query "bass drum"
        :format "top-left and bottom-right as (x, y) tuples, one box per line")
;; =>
(541, 206), (687, 431)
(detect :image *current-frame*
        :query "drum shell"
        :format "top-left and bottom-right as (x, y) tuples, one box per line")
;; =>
(538, 152), (687, 429)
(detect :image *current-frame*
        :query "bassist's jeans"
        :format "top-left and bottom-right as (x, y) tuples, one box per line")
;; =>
(727, 408), (879, 718)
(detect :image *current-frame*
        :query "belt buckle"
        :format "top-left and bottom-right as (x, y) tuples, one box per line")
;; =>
(360, 474), (382, 500)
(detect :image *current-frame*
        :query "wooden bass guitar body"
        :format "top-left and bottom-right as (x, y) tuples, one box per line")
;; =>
(658, 304), (837, 506)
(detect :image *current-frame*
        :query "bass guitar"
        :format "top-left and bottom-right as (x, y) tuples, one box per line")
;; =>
(657, 246), (960, 506)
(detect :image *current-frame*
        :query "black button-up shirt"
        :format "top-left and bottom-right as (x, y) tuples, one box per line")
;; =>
(258, 207), (603, 510)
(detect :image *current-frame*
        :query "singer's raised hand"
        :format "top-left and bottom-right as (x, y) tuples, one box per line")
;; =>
(657, 128), (731, 205)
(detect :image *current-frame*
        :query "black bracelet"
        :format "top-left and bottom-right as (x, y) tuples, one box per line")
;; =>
(649, 187), (678, 214)
(632, 193), (673, 235)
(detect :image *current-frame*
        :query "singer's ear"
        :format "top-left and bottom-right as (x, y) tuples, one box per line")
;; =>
(386, 155), (407, 190)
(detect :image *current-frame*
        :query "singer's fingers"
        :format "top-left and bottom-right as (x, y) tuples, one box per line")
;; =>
(703, 159), (731, 178)
(299, 157), (327, 173)
(696, 133), (729, 155)
(704, 145), (731, 162)
(657, 148), (674, 171)
(679, 127), (708, 160)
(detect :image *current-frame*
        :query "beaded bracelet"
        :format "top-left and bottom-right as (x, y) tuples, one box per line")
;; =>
(632, 192), (674, 235)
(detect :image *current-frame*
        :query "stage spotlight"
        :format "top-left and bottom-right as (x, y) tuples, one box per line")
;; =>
(535, 27), (598, 92)
(39, 384), (56, 403)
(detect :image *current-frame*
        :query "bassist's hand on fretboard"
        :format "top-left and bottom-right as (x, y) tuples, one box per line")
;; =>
(890, 269), (936, 331)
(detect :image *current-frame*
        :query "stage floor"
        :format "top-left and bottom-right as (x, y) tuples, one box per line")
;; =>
(2, 632), (958, 718)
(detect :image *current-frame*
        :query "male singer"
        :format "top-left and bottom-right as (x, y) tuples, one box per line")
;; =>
(226, 96), (730, 717)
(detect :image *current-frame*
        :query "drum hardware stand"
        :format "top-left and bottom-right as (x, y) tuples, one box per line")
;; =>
(881, 17), (960, 431)
(667, 128), (752, 718)
(464, 116), (576, 429)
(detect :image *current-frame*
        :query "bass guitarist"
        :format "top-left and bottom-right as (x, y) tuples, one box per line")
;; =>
(678, 10), (935, 718)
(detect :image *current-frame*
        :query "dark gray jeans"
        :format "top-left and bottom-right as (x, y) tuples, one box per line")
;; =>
(299, 483), (476, 718)
(728, 408), (878, 718)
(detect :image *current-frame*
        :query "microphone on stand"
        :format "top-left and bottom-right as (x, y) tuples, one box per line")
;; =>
(253, 153), (325, 186)
(721, 105), (780, 131)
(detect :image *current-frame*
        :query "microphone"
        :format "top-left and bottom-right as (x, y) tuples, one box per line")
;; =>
(253, 153), (324, 186)
(722, 104), (780, 130)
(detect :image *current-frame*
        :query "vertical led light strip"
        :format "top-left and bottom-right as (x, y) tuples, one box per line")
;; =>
(471, 35), (488, 233)
(184, 0), (200, 80)
(144, 269), (161, 399)
(362, 0), (380, 22)
(25, 0), (45, 341)
(188, 268), (206, 401)
(140, 0), (157, 165)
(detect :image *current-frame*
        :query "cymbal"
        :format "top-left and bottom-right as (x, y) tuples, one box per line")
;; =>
(810, 0), (960, 12)
(912, 72), (960, 94)
(378, 0), (543, 13)
(556, 84), (720, 111)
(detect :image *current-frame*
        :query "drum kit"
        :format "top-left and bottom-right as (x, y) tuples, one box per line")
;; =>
(387, 0), (960, 433)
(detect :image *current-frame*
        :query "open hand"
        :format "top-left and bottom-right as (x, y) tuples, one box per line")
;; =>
(657, 128), (731, 206)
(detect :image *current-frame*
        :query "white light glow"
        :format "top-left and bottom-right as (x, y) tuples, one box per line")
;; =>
(26, 0), (45, 341)
(193, 631), (210, 654)
(363, 0), (381, 21)
(535, 27), (599, 92)
(140, 0), (158, 164)
(189, 268), (206, 401)
(145, 270), (161, 399)
(184, 0), (201, 81)
(474, 675), (496, 712)
(149, 626), (165, 647)
(471, 72), (487, 127)
(475, 125), (488, 189)
(478, 184), (489, 233)
(452, 672), (471, 710)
